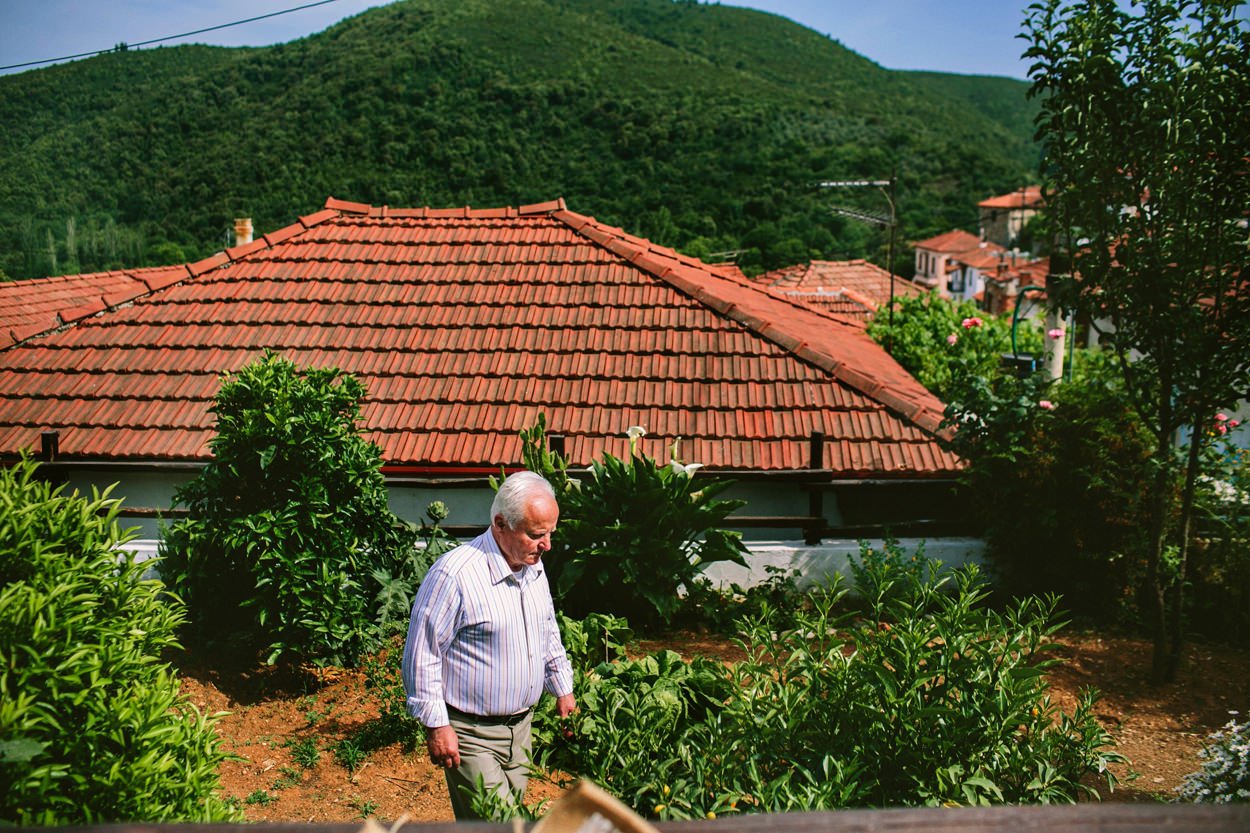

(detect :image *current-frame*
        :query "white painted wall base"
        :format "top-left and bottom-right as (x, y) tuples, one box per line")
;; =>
(699, 537), (987, 591)
(122, 536), (988, 590)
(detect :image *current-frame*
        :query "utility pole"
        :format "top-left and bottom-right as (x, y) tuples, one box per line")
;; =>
(818, 174), (898, 350)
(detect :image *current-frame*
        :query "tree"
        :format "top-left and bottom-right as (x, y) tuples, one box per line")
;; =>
(1023, 0), (1250, 681)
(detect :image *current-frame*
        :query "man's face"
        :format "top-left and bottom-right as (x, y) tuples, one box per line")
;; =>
(493, 495), (559, 571)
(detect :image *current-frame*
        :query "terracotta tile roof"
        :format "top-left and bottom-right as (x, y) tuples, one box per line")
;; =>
(954, 242), (1010, 270)
(0, 198), (960, 478)
(753, 260), (928, 322)
(0, 266), (190, 347)
(978, 186), (1043, 210)
(912, 229), (983, 253)
(982, 255), (1051, 285)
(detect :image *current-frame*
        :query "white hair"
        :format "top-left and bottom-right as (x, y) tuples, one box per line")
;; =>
(491, 471), (556, 528)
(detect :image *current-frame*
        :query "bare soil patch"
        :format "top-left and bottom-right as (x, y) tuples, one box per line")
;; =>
(178, 630), (1249, 822)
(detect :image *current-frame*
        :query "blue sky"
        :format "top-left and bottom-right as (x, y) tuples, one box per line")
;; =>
(0, 0), (1040, 79)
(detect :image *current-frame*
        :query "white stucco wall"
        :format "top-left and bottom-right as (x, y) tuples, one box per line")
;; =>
(699, 537), (987, 591)
(120, 536), (988, 592)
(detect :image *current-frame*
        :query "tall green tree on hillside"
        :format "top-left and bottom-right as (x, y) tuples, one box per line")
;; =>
(1023, 0), (1250, 681)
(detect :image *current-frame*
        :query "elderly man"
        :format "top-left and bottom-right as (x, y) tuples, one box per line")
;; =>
(402, 470), (576, 819)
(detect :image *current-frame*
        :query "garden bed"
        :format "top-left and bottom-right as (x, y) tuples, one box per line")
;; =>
(178, 629), (1250, 823)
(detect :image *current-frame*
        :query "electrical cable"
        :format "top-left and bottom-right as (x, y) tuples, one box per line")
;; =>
(0, 0), (344, 72)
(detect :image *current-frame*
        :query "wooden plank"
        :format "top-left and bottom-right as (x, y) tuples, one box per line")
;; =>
(40, 804), (1250, 833)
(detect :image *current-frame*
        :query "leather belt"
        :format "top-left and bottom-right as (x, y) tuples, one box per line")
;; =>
(445, 704), (532, 726)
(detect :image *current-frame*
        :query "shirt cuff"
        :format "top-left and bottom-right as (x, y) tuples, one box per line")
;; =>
(409, 698), (449, 728)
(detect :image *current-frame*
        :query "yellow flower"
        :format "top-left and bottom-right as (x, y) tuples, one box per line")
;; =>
(653, 804), (666, 814)
(706, 812), (716, 819)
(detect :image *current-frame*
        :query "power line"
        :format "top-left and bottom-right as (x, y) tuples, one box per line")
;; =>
(0, 0), (344, 72)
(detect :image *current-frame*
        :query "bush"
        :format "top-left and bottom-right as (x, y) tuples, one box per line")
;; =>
(533, 550), (1122, 814)
(0, 457), (239, 824)
(944, 353), (1157, 621)
(160, 352), (418, 667)
(511, 418), (748, 631)
(1177, 714), (1250, 803)
(867, 292), (1042, 401)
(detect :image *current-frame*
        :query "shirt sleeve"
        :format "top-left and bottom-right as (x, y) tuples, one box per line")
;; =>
(401, 564), (461, 728)
(542, 601), (575, 698)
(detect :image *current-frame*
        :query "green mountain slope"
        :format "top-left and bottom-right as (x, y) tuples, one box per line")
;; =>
(0, 0), (1039, 280)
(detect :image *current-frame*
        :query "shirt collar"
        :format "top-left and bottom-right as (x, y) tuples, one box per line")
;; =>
(483, 528), (543, 586)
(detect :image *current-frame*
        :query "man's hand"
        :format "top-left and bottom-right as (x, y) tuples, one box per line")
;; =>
(426, 724), (460, 769)
(556, 693), (577, 717)
(555, 693), (578, 738)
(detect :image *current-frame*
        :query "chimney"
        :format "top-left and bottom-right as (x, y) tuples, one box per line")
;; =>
(233, 217), (253, 246)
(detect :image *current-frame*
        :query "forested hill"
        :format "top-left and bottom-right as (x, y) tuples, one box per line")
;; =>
(0, 0), (1039, 281)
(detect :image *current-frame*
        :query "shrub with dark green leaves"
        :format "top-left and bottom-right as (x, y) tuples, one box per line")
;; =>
(944, 353), (1157, 621)
(0, 457), (239, 825)
(160, 352), (418, 667)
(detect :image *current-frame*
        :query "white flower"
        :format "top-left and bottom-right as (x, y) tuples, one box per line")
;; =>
(626, 425), (647, 440)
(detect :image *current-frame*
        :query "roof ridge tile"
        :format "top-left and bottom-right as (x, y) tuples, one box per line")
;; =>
(264, 223), (305, 246)
(520, 198), (566, 215)
(325, 197), (372, 214)
(187, 252), (230, 277)
(138, 265), (191, 292)
(301, 208), (340, 227)
(225, 238), (269, 261)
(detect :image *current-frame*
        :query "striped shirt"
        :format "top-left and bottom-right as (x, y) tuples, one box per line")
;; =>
(401, 528), (574, 728)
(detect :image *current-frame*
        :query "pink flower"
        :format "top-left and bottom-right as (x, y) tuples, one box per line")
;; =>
(1047, 328), (1064, 339)
(1039, 400), (1056, 411)
(1231, 420), (1241, 429)
(961, 317), (984, 329)
(947, 333), (958, 345)
(1215, 413), (1229, 422)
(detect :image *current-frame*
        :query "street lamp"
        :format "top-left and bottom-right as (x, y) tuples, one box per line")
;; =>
(818, 176), (898, 348)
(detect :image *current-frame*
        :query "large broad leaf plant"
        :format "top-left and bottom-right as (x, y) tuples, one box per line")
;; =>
(510, 417), (748, 631)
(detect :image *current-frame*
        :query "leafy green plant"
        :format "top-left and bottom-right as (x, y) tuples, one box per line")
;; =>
(270, 767), (302, 790)
(1025, 0), (1250, 683)
(512, 418), (748, 631)
(556, 611), (632, 670)
(372, 500), (459, 636)
(0, 456), (240, 825)
(534, 552), (1122, 814)
(159, 352), (419, 667)
(244, 790), (277, 807)
(1176, 714), (1250, 804)
(867, 292), (1041, 401)
(285, 736), (320, 769)
(682, 566), (805, 634)
(333, 738), (368, 775)
(848, 537), (934, 609)
(349, 796), (379, 819)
